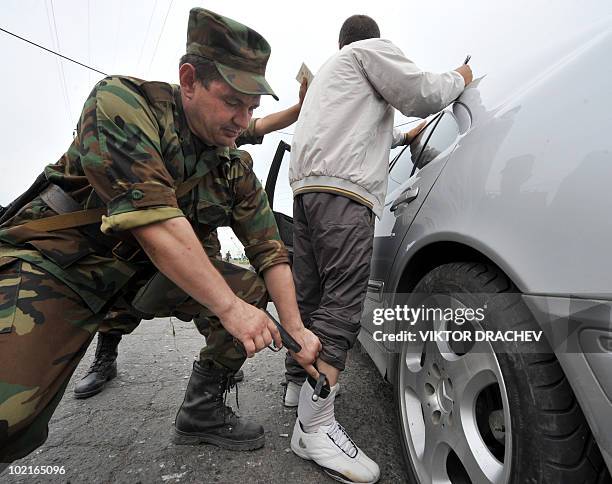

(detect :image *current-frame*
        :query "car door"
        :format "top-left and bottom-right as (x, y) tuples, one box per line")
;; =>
(264, 141), (294, 262)
(362, 104), (471, 343)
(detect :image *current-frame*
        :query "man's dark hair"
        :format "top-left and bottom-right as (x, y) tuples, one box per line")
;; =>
(179, 54), (224, 88)
(338, 15), (380, 49)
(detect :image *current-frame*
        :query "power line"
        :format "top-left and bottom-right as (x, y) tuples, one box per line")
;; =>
(0, 26), (108, 76)
(43, 0), (70, 125)
(147, 0), (174, 76)
(87, 0), (91, 85)
(137, 0), (158, 71)
(111, 1), (124, 73)
(0, 23), (440, 133)
(48, 0), (73, 121)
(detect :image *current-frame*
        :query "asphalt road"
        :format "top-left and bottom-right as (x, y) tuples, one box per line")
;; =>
(2, 306), (409, 484)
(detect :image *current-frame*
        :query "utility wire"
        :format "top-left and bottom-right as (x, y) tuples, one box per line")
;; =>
(43, 0), (69, 125)
(147, 0), (173, 76)
(0, 26), (108, 76)
(87, 0), (91, 85)
(111, 1), (124, 72)
(48, 0), (73, 121)
(1, 22), (432, 132)
(137, 0), (158, 71)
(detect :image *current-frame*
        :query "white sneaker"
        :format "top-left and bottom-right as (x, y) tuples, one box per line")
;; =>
(283, 381), (302, 407)
(290, 418), (380, 483)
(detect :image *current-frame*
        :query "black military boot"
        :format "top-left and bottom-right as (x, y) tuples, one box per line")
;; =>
(173, 361), (264, 450)
(73, 331), (122, 399)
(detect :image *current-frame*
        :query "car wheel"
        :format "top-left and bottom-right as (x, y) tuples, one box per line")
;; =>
(395, 262), (610, 484)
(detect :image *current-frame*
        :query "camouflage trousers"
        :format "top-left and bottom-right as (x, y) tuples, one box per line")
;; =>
(98, 232), (228, 365)
(0, 256), (267, 463)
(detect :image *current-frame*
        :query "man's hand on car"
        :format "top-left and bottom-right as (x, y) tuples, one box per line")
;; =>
(455, 64), (473, 86)
(218, 297), (282, 357)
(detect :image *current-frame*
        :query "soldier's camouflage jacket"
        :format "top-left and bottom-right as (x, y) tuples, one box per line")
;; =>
(0, 76), (287, 314)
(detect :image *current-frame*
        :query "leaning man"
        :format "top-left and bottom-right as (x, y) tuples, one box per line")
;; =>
(0, 8), (320, 465)
(287, 14), (472, 483)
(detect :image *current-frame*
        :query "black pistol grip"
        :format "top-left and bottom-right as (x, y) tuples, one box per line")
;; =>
(265, 310), (302, 353)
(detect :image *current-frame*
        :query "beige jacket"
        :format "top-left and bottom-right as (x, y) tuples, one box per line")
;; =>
(289, 38), (465, 217)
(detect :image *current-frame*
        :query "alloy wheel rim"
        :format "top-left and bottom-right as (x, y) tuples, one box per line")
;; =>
(398, 294), (512, 484)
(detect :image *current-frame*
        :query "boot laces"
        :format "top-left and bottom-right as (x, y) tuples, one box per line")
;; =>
(220, 374), (241, 423)
(326, 420), (358, 458)
(87, 336), (118, 374)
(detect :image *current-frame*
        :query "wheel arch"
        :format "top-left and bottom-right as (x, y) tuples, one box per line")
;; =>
(386, 241), (520, 386)
(394, 241), (511, 295)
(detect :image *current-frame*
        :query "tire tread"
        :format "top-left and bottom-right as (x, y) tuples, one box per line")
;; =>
(411, 262), (611, 484)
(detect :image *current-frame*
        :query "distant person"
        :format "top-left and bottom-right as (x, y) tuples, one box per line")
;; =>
(287, 14), (472, 483)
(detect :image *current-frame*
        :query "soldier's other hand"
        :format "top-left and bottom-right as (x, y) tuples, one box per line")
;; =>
(454, 64), (473, 86)
(218, 297), (281, 357)
(289, 328), (322, 379)
(298, 78), (308, 106)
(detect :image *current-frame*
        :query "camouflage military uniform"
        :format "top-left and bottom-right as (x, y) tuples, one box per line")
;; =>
(0, 76), (287, 462)
(97, 118), (264, 338)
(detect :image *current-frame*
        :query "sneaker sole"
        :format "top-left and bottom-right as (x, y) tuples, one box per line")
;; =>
(323, 467), (378, 484)
(173, 429), (264, 451)
(291, 441), (378, 484)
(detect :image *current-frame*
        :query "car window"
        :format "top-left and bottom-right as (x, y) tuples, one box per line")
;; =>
(416, 113), (460, 170)
(388, 144), (405, 164)
(452, 102), (471, 134)
(387, 116), (441, 192)
(268, 147), (293, 219)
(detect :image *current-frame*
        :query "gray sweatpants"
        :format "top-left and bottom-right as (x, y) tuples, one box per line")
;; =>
(285, 192), (375, 384)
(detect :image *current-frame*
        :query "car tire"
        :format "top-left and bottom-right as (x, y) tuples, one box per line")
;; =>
(395, 262), (610, 484)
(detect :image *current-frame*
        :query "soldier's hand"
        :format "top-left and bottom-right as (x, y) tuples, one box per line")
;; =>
(217, 297), (282, 357)
(289, 328), (322, 379)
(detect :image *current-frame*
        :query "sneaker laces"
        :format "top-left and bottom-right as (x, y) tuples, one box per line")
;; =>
(326, 420), (358, 458)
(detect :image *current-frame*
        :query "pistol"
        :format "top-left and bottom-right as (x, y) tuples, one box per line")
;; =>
(264, 310), (302, 353)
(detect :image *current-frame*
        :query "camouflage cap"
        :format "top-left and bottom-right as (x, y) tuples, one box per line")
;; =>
(187, 8), (278, 100)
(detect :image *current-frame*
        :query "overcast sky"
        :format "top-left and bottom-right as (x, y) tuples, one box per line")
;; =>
(2, 0), (611, 254)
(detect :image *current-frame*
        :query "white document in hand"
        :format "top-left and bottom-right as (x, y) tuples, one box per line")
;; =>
(295, 62), (314, 84)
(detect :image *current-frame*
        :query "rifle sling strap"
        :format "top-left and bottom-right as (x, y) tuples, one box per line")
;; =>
(19, 177), (200, 232)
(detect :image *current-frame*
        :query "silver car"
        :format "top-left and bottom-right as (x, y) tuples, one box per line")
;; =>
(355, 21), (612, 484)
(264, 21), (612, 484)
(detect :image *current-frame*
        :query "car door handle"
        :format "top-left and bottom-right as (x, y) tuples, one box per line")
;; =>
(390, 186), (419, 212)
